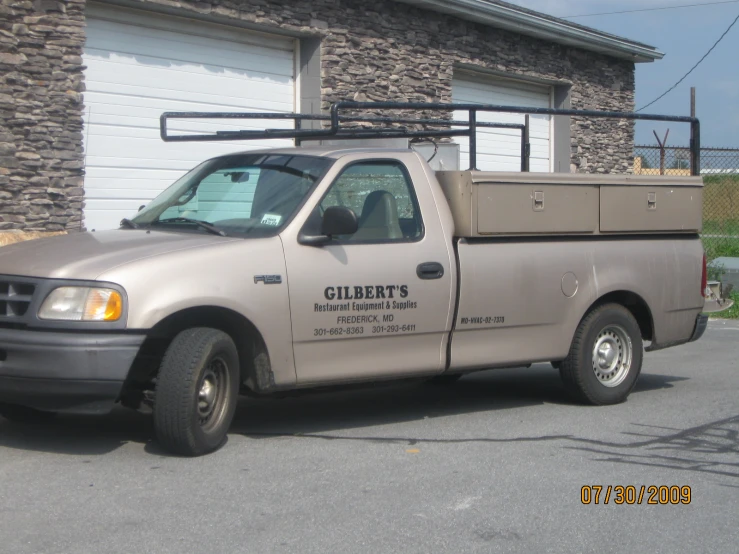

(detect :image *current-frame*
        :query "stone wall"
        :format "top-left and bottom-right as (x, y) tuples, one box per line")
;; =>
(0, 0), (86, 234)
(0, 0), (635, 233)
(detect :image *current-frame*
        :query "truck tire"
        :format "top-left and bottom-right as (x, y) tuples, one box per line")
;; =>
(153, 328), (239, 456)
(0, 403), (57, 424)
(559, 303), (643, 405)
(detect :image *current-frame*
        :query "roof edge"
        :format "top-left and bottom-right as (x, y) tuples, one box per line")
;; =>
(394, 0), (665, 63)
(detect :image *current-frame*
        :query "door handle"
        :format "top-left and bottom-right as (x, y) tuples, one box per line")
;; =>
(417, 262), (444, 280)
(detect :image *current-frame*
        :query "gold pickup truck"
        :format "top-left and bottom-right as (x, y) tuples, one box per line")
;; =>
(0, 103), (727, 456)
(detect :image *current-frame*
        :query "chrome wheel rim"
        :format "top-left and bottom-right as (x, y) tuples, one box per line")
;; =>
(197, 357), (229, 430)
(592, 325), (632, 388)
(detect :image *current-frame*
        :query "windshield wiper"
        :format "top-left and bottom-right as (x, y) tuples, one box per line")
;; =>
(120, 218), (140, 229)
(153, 217), (228, 237)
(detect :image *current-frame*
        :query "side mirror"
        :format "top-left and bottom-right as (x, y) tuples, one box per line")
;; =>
(138, 205), (145, 212)
(321, 206), (358, 236)
(299, 206), (358, 246)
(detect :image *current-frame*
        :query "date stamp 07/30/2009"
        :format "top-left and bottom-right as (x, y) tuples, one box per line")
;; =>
(581, 485), (692, 505)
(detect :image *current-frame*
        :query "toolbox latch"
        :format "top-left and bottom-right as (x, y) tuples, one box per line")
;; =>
(647, 192), (657, 210)
(533, 190), (544, 211)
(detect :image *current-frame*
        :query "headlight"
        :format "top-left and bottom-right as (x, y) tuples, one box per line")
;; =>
(38, 287), (123, 322)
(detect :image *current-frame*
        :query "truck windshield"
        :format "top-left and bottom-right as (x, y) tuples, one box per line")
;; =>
(131, 153), (333, 238)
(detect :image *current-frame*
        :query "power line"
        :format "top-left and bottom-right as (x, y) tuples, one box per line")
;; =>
(561, 0), (739, 19)
(637, 11), (739, 112)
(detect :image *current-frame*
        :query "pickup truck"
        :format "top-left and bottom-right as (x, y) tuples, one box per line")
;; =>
(0, 103), (722, 456)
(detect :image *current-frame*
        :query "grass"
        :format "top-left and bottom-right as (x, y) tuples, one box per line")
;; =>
(703, 237), (739, 261)
(702, 219), (739, 236)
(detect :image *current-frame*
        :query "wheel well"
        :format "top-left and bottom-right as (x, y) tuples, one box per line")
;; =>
(588, 291), (654, 341)
(125, 306), (273, 395)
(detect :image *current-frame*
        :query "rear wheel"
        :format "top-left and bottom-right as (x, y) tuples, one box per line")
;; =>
(153, 328), (239, 456)
(560, 304), (643, 405)
(0, 403), (57, 424)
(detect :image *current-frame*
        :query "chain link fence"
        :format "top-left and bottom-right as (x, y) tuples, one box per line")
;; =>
(634, 146), (739, 262)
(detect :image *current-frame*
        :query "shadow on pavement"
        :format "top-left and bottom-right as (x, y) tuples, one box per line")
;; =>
(566, 413), (739, 479)
(229, 365), (688, 438)
(0, 364), (689, 457)
(0, 408), (153, 456)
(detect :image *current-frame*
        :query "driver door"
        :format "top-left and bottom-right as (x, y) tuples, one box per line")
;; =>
(281, 157), (454, 385)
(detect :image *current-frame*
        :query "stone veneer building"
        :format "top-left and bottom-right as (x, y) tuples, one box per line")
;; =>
(0, 0), (663, 235)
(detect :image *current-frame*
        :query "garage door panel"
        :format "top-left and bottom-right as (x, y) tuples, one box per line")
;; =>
(84, 188), (167, 200)
(83, 12), (295, 229)
(473, 129), (550, 148)
(86, 21), (294, 69)
(85, 167), (184, 180)
(456, 79), (551, 105)
(88, 17), (294, 53)
(86, 109), (293, 136)
(84, 62), (293, 99)
(84, 44), (294, 80)
(85, 177), (184, 190)
(456, 88), (549, 108)
(83, 147), (275, 169)
(84, 64), (294, 106)
(83, 136), (281, 165)
(83, 50), (294, 89)
(84, 75), (294, 105)
(85, 199), (152, 210)
(453, 74), (551, 172)
(476, 150), (549, 165)
(84, 97), (294, 133)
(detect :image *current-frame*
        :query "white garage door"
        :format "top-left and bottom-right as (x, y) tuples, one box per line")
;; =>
(82, 7), (296, 230)
(453, 74), (551, 172)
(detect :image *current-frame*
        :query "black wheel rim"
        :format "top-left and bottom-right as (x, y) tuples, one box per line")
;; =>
(196, 356), (230, 433)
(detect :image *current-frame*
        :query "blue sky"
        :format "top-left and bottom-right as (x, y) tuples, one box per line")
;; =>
(504, 0), (739, 147)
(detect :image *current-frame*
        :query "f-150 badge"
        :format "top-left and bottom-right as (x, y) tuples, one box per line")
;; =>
(254, 275), (282, 285)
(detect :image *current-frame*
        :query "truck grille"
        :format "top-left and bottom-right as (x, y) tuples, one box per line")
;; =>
(0, 280), (36, 317)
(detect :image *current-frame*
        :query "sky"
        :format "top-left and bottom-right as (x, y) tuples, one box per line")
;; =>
(503, 0), (739, 147)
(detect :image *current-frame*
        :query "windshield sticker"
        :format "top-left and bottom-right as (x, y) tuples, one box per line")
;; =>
(260, 213), (282, 226)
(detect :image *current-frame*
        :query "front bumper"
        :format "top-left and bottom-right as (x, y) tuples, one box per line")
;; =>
(0, 329), (145, 414)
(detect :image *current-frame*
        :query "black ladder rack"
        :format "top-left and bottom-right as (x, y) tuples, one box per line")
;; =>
(159, 101), (701, 175)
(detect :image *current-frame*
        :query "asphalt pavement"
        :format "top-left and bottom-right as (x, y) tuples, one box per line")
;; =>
(1, 320), (737, 554)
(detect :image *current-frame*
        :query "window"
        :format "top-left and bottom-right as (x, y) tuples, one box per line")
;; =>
(133, 154), (332, 238)
(314, 161), (422, 243)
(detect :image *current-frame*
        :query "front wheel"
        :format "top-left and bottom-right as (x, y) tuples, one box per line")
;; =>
(153, 328), (239, 456)
(559, 304), (643, 405)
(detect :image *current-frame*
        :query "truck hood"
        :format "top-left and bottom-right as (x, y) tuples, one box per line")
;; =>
(0, 230), (239, 281)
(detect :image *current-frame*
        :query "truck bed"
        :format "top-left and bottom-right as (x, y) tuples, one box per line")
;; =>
(449, 235), (704, 370)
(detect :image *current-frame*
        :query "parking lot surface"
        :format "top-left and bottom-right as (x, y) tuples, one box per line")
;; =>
(1, 320), (737, 553)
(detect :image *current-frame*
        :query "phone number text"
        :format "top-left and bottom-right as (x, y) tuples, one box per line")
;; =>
(313, 326), (364, 337)
(372, 324), (416, 334)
